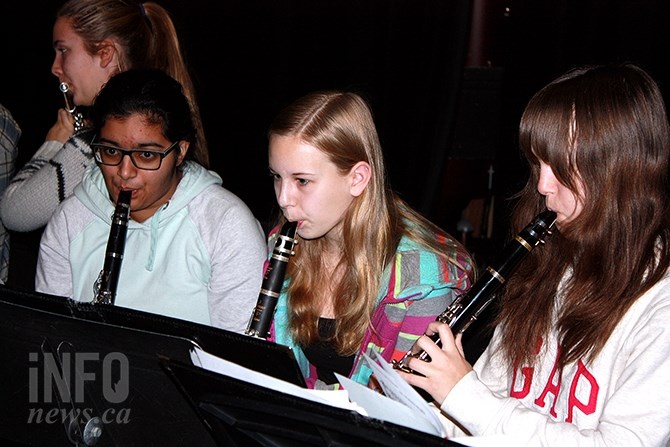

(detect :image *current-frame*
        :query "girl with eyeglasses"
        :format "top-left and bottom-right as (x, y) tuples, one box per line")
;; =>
(35, 69), (266, 334)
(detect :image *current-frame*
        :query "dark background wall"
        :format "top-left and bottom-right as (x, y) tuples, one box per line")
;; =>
(1, 0), (670, 290)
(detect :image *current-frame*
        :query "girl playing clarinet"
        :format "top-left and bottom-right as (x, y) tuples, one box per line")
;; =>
(400, 63), (670, 446)
(266, 91), (474, 389)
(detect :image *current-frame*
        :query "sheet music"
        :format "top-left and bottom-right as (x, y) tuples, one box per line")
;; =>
(191, 346), (447, 438)
(190, 346), (363, 412)
(336, 373), (443, 437)
(361, 351), (447, 437)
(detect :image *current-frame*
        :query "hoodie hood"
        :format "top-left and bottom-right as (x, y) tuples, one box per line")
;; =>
(74, 161), (222, 269)
(75, 161), (221, 224)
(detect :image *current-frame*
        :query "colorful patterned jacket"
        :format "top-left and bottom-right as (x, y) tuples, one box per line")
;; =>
(268, 227), (472, 388)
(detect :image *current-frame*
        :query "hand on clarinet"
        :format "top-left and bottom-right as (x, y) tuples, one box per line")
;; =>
(46, 108), (75, 143)
(397, 321), (473, 405)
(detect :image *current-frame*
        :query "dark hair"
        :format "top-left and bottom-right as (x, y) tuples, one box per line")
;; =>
(89, 68), (197, 161)
(499, 63), (670, 368)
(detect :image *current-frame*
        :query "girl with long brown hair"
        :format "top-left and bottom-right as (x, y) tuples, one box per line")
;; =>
(401, 63), (670, 446)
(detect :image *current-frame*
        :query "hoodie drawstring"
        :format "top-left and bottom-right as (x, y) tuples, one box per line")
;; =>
(145, 205), (166, 271)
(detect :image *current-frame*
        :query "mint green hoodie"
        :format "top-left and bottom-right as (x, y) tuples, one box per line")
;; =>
(36, 162), (266, 333)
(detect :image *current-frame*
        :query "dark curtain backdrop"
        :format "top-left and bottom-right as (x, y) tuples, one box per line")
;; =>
(496, 0), (670, 207)
(166, 0), (473, 227)
(2, 0), (670, 290)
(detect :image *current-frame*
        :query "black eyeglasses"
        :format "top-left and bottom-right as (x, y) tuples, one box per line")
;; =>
(91, 139), (180, 171)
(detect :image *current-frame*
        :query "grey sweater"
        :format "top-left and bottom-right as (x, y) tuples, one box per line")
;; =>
(0, 135), (93, 232)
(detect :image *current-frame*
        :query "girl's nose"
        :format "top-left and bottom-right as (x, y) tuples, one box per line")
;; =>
(117, 155), (138, 180)
(276, 181), (293, 210)
(537, 163), (557, 196)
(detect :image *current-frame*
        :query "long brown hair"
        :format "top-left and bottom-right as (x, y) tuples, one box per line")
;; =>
(57, 0), (209, 167)
(269, 91), (472, 355)
(499, 64), (670, 369)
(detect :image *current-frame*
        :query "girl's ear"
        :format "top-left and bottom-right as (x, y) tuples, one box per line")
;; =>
(350, 161), (371, 197)
(97, 39), (120, 69)
(175, 141), (190, 166)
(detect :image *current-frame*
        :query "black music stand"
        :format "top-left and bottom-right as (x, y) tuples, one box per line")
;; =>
(0, 284), (304, 446)
(161, 358), (467, 447)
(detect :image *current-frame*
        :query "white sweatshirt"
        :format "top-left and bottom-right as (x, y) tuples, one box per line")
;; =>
(440, 273), (670, 446)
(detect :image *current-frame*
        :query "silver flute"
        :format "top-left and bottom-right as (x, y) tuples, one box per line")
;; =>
(59, 82), (85, 133)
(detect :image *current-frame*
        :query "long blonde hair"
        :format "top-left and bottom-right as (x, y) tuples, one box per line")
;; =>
(269, 91), (472, 355)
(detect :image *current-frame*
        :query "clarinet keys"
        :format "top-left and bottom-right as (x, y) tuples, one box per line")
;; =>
(92, 190), (132, 305)
(245, 221), (299, 338)
(393, 210), (557, 374)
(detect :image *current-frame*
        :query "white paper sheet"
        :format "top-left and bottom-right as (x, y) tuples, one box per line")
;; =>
(190, 346), (361, 411)
(361, 351), (447, 437)
(336, 373), (442, 437)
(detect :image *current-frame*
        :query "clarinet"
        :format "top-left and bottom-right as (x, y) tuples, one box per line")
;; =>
(92, 190), (132, 305)
(59, 82), (85, 133)
(393, 209), (557, 373)
(245, 220), (299, 339)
